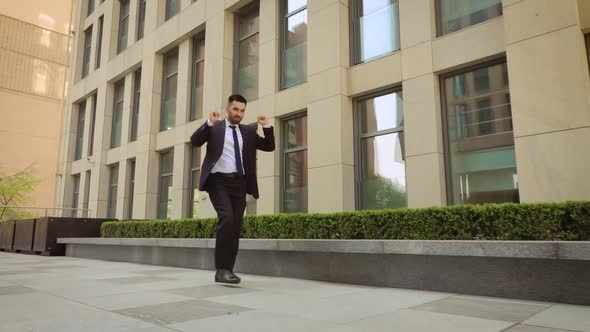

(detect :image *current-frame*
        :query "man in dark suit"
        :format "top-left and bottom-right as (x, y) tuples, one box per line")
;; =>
(190, 94), (275, 284)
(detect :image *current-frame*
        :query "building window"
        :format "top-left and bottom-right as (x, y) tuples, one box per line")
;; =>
(442, 61), (518, 205)
(72, 174), (80, 217)
(282, 114), (308, 213)
(88, 0), (95, 16)
(356, 90), (406, 210)
(88, 94), (97, 156)
(74, 101), (86, 161)
(437, 0), (502, 36)
(107, 164), (119, 218)
(161, 49), (178, 131)
(96, 16), (104, 68)
(158, 150), (174, 219)
(281, 0), (307, 89)
(118, 0), (130, 53)
(190, 35), (205, 121)
(235, 5), (259, 101)
(130, 69), (141, 141)
(166, 0), (181, 20)
(137, 0), (147, 40)
(83, 170), (91, 218)
(111, 80), (124, 148)
(82, 26), (92, 78)
(127, 159), (136, 219)
(188, 146), (200, 218)
(351, 0), (400, 65)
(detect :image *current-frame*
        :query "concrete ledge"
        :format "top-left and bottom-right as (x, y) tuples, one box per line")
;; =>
(58, 238), (590, 260)
(58, 238), (590, 305)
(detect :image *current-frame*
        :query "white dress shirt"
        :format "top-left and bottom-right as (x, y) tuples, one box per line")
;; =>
(208, 118), (245, 175)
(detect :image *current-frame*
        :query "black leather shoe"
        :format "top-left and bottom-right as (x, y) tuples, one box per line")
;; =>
(215, 269), (241, 284)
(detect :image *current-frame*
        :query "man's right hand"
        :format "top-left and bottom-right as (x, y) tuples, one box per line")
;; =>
(209, 111), (221, 123)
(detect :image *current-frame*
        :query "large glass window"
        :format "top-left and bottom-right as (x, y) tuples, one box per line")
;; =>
(281, 0), (307, 89)
(107, 164), (119, 218)
(282, 115), (308, 213)
(83, 170), (91, 218)
(118, 0), (130, 53)
(72, 175), (80, 217)
(356, 91), (406, 210)
(443, 61), (518, 204)
(74, 101), (86, 161)
(88, 94), (97, 156)
(96, 16), (104, 68)
(88, 0), (95, 16)
(127, 159), (135, 219)
(235, 5), (259, 101)
(82, 26), (92, 78)
(166, 0), (180, 20)
(137, 0), (146, 40)
(130, 69), (141, 141)
(111, 80), (124, 148)
(188, 146), (200, 218)
(191, 35), (205, 121)
(161, 50), (178, 131)
(158, 150), (174, 219)
(351, 0), (400, 64)
(437, 0), (502, 36)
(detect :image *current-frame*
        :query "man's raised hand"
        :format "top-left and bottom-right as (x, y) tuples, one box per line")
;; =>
(257, 115), (268, 126)
(209, 111), (221, 123)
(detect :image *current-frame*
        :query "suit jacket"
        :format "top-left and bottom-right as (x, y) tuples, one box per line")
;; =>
(190, 120), (275, 199)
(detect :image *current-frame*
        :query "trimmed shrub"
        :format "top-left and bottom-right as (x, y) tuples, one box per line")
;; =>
(101, 201), (590, 241)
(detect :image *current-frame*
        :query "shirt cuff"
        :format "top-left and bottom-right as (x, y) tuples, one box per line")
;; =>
(206, 119), (213, 127)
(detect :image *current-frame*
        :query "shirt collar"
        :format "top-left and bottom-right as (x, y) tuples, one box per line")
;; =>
(225, 118), (240, 129)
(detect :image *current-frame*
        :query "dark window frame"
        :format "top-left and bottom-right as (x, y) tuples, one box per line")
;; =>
(280, 0), (308, 90)
(74, 101), (86, 161)
(353, 87), (406, 210)
(130, 69), (141, 141)
(111, 79), (125, 148)
(160, 49), (179, 131)
(190, 33), (206, 121)
(280, 112), (308, 213)
(107, 163), (119, 218)
(435, 0), (503, 37)
(157, 149), (174, 219)
(137, 0), (147, 40)
(118, 0), (130, 54)
(439, 57), (516, 205)
(233, 2), (260, 101)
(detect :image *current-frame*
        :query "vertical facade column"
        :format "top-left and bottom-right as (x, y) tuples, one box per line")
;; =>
(399, 0), (446, 208)
(195, 0), (230, 218)
(256, 0), (280, 215)
(168, 39), (192, 219)
(306, 0), (353, 213)
(504, 0), (590, 202)
(94, 83), (114, 217)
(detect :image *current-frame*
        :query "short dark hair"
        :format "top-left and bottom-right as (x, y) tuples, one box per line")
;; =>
(228, 94), (247, 105)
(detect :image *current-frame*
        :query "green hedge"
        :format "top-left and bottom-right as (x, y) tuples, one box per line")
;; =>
(101, 201), (590, 241)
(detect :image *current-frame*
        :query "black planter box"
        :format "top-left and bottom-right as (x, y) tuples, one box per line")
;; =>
(33, 217), (113, 256)
(0, 221), (16, 251)
(13, 219), (37, 253)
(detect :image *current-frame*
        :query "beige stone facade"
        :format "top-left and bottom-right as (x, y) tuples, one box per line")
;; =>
(57, 0), (590, 220)
(0, 0), (73, 214)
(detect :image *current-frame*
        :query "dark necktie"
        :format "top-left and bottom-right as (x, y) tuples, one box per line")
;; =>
(229, 125), (244, 176)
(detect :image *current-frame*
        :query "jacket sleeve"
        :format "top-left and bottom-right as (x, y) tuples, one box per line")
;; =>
(256, 126), (275, 152)
(190, 121), (212, 147)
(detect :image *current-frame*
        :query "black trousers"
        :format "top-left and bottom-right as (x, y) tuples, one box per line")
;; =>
(207, 173), (247, 271)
